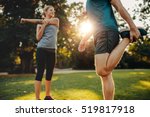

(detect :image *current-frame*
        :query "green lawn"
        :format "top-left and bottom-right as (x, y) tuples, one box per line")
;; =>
(0, 69), (150, 100)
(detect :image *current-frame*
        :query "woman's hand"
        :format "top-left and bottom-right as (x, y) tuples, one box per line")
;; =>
(42, 19), (49, 26)
(20, 18), (26, 23)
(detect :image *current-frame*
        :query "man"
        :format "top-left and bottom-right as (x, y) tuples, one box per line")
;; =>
(78, 0), (140, 100)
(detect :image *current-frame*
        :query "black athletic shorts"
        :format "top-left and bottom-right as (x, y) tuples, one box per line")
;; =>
(94, 29), (120, 54)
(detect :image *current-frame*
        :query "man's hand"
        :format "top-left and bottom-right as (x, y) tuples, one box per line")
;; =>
(78, 39), (86, 52)
(82, 11), (87, 16)
(130, 28), (141, 42)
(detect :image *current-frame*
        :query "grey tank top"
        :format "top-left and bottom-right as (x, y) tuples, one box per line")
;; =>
(37, 25), (58, 49)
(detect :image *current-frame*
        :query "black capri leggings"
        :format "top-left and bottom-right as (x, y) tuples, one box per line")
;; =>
(35, 48), (56, 81)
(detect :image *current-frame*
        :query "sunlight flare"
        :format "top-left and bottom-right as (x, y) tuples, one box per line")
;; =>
(79, 21), (93, 34)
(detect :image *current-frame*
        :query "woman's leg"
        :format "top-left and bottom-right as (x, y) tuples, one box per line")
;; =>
(35, 81), (42, 100)
(45, 80), (51, 97)
(45, 51), (56, 98)
(35, 48), (46, 100)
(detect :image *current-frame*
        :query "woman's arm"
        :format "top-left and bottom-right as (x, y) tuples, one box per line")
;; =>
(36, 25), (45, 41)
(36, 20), (49, 41)
(20, 18), (43, 24)
(45, 18), (59, 27)
(20, 18), (59, 27)
(110, 0), (140, 41)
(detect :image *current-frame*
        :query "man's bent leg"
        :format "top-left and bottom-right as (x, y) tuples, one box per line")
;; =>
(106, 38), (130, 71)
(95, 38), (130, 99)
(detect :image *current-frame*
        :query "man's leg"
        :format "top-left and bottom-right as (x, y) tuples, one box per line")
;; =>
(101, 73), (114, 100)
(106, 38), (130, 71)
(95, 38), (130, 76)
(95, 53), (115, 100)
(95, 38), (130, 99)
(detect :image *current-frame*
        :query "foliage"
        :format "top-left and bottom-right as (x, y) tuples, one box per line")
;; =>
(128, 37), (150, 63)
(114, 0), (150, 68)
(0, 0), (38, 73)
(126, 0), (150, 68)
(142, 0), (150, 14)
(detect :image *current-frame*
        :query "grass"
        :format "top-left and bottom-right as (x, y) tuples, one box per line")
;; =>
(0, 69), (150, 100)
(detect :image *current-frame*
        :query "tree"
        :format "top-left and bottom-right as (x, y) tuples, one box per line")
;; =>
(142, 0), (150, 15)
(110, 0), (150, 69)
(124, 0), (150, 68)
(0, 0), (38, 73)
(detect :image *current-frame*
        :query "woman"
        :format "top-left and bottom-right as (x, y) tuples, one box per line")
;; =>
(21, 5), (59, 100)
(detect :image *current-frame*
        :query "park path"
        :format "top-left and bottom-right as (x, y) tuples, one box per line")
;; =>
(0, 68), (95, 76)
(1, 68), (146, 75)
(54, 68), (95, 74)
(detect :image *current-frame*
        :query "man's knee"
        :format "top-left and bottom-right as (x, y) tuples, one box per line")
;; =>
(96, 67), (110, 77)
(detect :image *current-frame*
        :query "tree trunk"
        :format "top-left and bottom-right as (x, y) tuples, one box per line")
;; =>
(20, 50), (34, 73)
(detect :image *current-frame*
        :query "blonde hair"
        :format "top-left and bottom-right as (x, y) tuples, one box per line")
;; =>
(42, 5), (54, 18)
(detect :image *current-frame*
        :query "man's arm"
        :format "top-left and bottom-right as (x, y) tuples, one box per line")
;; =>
(78, 31), (93, 52)
(110, 0), (140, 41)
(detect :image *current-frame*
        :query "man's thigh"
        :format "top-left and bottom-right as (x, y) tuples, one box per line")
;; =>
(95, 53), (109, 71)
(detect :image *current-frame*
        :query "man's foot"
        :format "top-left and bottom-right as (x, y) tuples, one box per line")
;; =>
(44, 96), (54, 100)
(120, 27), (147, 42)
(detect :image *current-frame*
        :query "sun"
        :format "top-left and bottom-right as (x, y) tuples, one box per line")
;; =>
(80, 21), (93, 34)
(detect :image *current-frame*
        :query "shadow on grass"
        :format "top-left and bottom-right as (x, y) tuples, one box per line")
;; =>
(0, 75), (35, 100)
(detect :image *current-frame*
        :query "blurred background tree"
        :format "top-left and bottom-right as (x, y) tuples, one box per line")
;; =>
(121, 0), (150, 69)
(0, 0), (38, 73)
